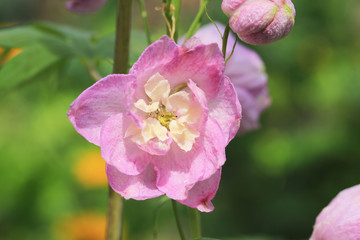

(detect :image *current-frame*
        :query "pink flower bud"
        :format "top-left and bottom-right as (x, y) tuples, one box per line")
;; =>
(310, 184), (360, 240)
(66, 0), (107, 14)
(221, 0), (296, 45)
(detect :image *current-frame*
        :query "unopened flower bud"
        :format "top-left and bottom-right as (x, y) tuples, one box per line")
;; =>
(310, 184), (360, 240)
(221, 0), (296, 45)
(66, 0), (107, 14)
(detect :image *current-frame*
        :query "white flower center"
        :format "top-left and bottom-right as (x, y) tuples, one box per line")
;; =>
(125, 73), (200, 152)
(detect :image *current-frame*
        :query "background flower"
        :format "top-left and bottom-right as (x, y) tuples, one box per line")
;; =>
(191, 23), (270, 133)
(310, 184), (360, 240)
(66, 0), (108, 13)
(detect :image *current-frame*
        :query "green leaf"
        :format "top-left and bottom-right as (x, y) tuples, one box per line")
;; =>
(0, 26), (43, 48)
(0, 45), (60, 91)
(33, 22), (95, 59)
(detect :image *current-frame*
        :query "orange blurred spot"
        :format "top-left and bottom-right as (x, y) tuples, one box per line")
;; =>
(73, 150), (108, 188)
(54, 212), (130, 240)
(55, 212), (106, 240)
(0, 48), (23, 65)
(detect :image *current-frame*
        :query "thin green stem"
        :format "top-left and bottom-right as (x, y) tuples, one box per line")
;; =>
(222, 24), (231, 60)
(188, 207), (202, 239)
(173, 0), (181, 42)
(171, 200), (186, 240)
(184, 0), (209, 41)
(205, 7), (222, 38)
(225, 37), (237, 64)
(162, 0), (173, 38)
(106, 0), (132, 239)
(137, 0), (152, 45)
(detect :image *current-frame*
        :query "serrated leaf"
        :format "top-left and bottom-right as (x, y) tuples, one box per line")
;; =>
(0, 45), (60, 91)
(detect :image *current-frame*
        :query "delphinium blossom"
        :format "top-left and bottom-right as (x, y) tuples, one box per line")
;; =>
(310, 184), (360, 240)
(66, 0), (107, 13)
(221, 0), (296, 45)
(68, 36), (241, 212)
(190, 23), (270, 133)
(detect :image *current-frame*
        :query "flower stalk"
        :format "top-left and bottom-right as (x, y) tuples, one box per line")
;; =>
(106, 0), (132, 239)
(113, 0), (132, 74)
(188, 207), (202, 239)
(171, 200), (186, 240)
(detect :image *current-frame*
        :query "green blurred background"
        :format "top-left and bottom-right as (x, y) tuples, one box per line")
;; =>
(0, 0), (359, 239)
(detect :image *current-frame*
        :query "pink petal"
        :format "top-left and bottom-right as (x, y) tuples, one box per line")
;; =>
(154, 117), (226, 200)
(162, 43), (225, 100)
(129, 36), (179, 100)
(100, 113), (153, 176)
(67, 0), (107, 13)
(209, 76), (241, 143)
(178, 169), (221, 212)
(190, 23), (270, 134)
(137, 137), (173, 156)
(68, 74), (135, 145)
(106, 163), (163, 200)
(186, 79), (209, 130)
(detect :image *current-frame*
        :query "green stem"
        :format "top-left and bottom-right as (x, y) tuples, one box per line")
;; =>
(106, 187), (125, 240)
(184, 0), (209, 41)
(153, 196), (169, 240)
(222, 24), (231, 60)
(137, 0), (152, 45)
(171, 200), (186, 240)
(173, 0), (181, 42)
(106, 0), (132, 239)
(113, 0), (132, 74)
(188, 207), (202, 239)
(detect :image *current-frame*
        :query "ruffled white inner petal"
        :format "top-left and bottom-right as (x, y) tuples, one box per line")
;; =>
(144, 72), (170, 102)
(125, 72), (201, 152)
(169, 120), (200, 152)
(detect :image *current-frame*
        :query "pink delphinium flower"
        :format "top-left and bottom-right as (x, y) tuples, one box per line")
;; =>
(310, 184), (360, 240)
(190, 23), (270, 133)
(68, 36), (241, 212)
(221, 0), (296, 45)
(66, 0), (107, 13)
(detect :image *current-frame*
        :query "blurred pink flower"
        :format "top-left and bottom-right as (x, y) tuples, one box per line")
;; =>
(310, 184), (360, 240)
(66, 0), (107, 13)
(190, 23), (270, 133)
(68, 36), (241, 212)
(221, 0), (296, 45)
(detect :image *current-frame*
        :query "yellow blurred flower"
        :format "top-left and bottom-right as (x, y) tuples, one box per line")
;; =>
(73, 150), (108, 188)
(55, 212), (106, 240)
